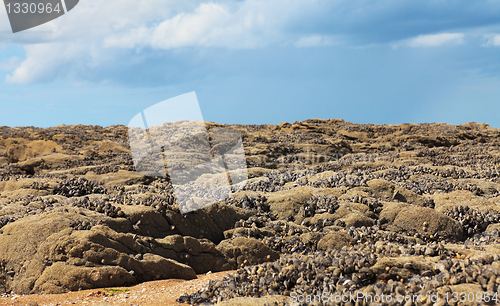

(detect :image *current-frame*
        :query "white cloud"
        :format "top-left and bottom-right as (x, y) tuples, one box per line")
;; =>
(3, 0), (500, 84)
(105, 2), (285, 50)
(5, 43), (89, 84)
(4, 0), (313, 84)
(483, 34), (500, 47)
(403, 33), (465, 48)
(294, 35), (338, 48)
(0, 56), (22, 71)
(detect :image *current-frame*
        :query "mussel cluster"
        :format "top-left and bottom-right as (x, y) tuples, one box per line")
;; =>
(444, 205), (500, 236)
(53, 177), (107, 197)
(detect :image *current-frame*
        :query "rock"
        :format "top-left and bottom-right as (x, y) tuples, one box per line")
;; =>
(216, 237), (279, 269)
(342, 212), (374, 228)
(119, 205), (174, 238)
(85, 170), (153, 188)
(392, 207), (465, 241)
(155, 235), (227, 274)
(33, 263), (134, 294)
(317, 232), (354, 250)
(4, 120), (500, 304)
(379, 202), (408, 223)
(432, 190), (497, 212)
(16, 154), (84, 174)
(366, 179), (395, 200)
(265, 188), (313, 221)
(392, 190), (406, 202)
(486, 223), (500, 233)
(447, 284), (485, 306)
(164, 203), (253, 244)
(370, 257), (437, 281)
(299, 232), (322, 246)
(5, 140), (61, 163)
(0, 211), (197, 294)
(96, 140), (130, 154)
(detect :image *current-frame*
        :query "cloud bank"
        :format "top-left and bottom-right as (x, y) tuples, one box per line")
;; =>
(406, 33), (465, 47)
(1, 0), (500, 84)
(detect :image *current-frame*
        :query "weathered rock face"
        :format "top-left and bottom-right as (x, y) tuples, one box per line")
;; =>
(317, 231), (354, 251)
(1, 120), (500, 303)
(391, 206), (465, 241)
(216, 237), (279, 270)
(0, 210), (199, 294)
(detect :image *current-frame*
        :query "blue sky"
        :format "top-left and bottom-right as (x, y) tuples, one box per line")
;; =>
(1, 0), (500, 127)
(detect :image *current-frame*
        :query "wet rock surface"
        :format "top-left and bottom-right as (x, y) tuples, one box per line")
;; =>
(1, 121), (500, 305)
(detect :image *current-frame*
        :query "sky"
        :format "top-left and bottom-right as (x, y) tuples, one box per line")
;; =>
(1, 0), (500, 128)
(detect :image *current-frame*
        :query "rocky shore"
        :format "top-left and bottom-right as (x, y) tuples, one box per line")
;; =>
(1, 119), (500, 305)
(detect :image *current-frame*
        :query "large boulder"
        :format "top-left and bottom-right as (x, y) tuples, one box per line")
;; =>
(5, 140), (62, 163)
(317, 232), (354, 251)
(155, 235), (228, 274)
(391, 207), (465, 241)
(370, 256), (438, 281)
(265, 188), (313, 221)
(116, 204), (175, 238)
(366, 179), (395, 200)
(0, 209), (200, 294)
(164, 203), (253, 244)
(216, 237), (279, 270)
